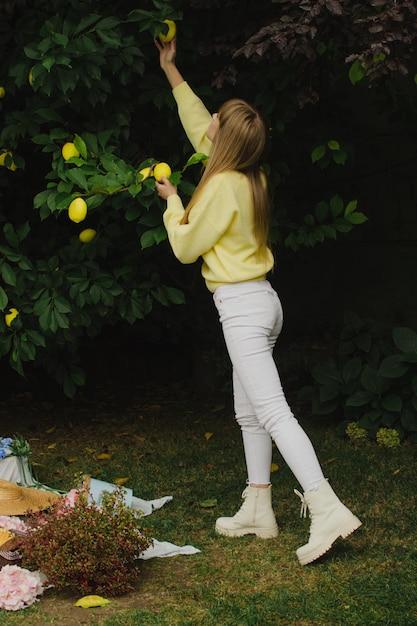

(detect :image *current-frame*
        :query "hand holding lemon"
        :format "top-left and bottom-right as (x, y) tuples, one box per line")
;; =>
(154, 163), (176, 201)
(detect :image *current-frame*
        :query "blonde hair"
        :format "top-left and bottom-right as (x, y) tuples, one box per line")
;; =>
(180, 98), (271, 249)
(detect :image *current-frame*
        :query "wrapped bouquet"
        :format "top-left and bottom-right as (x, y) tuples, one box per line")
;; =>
(0, 436), (34, 487)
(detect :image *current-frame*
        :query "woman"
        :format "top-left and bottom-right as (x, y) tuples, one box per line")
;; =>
(154, 37), (361, 565)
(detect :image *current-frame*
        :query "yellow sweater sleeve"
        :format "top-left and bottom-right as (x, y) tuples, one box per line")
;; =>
(163, 174), (237, 264)
(172, 82), (213, 156)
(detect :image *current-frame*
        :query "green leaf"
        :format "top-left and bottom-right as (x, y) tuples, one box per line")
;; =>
(381, 394), (402, 413)
(401, 407), (417, 432)
(66, 169), (89, 191)
(379, 355), (409, 379)
(355, 332), (372, 352)
(1, 263), (17, 286)
(311, 144), (326, 163)
(311, 361), (342, 385)
(96, 17), (121, 30)
(346, 390), (375, 407)
(319, 382), (340, 402)
(165, 287), (185, 305)
(125, 205), (141, 221)
(349, 59), (366, 85)
(332, 150), (347, 165)
(361, 365), (381, 393)
(53, 296), (72, 314)
(327, 140), (340, 150)
(74, 134), (88, 160)
(345, 212), (368, 224)
(3, 224), (19, 248)
(184, 152), (208, 168)
(344, 200), (358, 216)
(329, 194), (344, 217)
(392, 327), (417, 353)
(342, 357), (362, 384)
(0, 287), (8, 310)
(199, 499), (217, 508)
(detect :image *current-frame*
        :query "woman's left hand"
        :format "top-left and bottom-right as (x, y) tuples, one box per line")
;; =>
(155, 176), (177, 201)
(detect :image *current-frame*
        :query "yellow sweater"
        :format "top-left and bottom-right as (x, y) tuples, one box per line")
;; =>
(163, 81), (274, 293)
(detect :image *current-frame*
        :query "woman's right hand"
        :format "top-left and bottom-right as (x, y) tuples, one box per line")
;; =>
(154, 38), (176, 73)
(154, 37), (185, 89)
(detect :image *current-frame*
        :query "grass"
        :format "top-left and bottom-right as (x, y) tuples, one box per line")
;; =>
(0, 382), (416, 625)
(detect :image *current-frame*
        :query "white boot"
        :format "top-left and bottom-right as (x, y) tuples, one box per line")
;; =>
(215, 485), (279, 538)
(295, 480), (362, 565)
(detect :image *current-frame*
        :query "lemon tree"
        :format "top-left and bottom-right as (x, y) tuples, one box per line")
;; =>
(0, 0), (412, 406)
(0, 0), (186, 397)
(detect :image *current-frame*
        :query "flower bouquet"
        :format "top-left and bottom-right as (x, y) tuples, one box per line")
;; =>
(0, 435), (34, 487)
(0, 564), (46, 611)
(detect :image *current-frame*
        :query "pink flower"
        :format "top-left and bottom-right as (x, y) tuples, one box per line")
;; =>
(55, 489), (81, 516)
(62, 489), (80, 508)
(0, 565), (45, 611)
(0, 516), (28, 534)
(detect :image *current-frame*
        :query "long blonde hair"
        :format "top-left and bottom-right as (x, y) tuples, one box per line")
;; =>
(180, 98), (270, 249)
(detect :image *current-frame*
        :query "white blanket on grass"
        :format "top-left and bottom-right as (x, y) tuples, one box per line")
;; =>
(0, 456), (201, 559)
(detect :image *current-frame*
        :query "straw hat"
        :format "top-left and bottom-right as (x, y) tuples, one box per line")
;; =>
(0, 479), (60, 516)
(0, 528), (15, 550)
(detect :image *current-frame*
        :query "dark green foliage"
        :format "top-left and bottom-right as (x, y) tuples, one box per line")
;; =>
(1, 0), (416, 396)
(307, 311), (417, 441)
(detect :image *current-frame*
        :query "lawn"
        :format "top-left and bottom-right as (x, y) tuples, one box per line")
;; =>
(0, 382), (415, 625)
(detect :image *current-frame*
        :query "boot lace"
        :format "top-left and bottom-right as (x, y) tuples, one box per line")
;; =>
(294, 489), (308, 518)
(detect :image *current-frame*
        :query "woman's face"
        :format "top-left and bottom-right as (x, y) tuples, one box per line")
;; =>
(206, 113), (219, 141)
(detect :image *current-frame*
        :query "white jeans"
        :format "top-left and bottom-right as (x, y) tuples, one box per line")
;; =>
(213, 280), (325, 492)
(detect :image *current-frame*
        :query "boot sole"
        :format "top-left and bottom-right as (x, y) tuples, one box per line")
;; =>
(215, 523), (279, 539)
(297, 515), (362, 565)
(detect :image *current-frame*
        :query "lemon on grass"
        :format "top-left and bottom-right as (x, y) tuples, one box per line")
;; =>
(153, 162), (172, 182)
(74, 595), (110, 608)
(158, 19), (176, 43)
(62, 142), (80, 161)
(79, 228), (96, 243)
(5, 307), (19, 327)
(68, 198), (87, 223)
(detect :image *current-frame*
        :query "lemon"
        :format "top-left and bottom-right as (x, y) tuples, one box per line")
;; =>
(5, 307), (19, 327)
(153, 162), (172, 182)
(74, 595), (110, 608)
(62, 142), (80, 161)
(28, 67), (34, 86)
(79, 228), (96, 243)
(0, 87), (5, 98)
(159, 20), (176, 43)
(138, 166), (152, 181)
(0, 150), (16, 171)
(68, 198), (87, 223)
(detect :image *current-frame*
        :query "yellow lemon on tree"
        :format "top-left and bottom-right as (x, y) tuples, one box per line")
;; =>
(79, 228), (96, 243)
(28, 67), (34, 86)
(153, 162), (172, 182)
(5, 307), (19, 327)
(0, 150), (16, 171)
(138, 166), (152, 181)
(159, 20), (176, 43)
(68, 197), (87, 223)
(62, 142), (80, 161)
(0, 86), (5, 98)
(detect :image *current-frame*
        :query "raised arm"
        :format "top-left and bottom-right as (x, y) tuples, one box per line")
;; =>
(154, 38), (184, 89)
